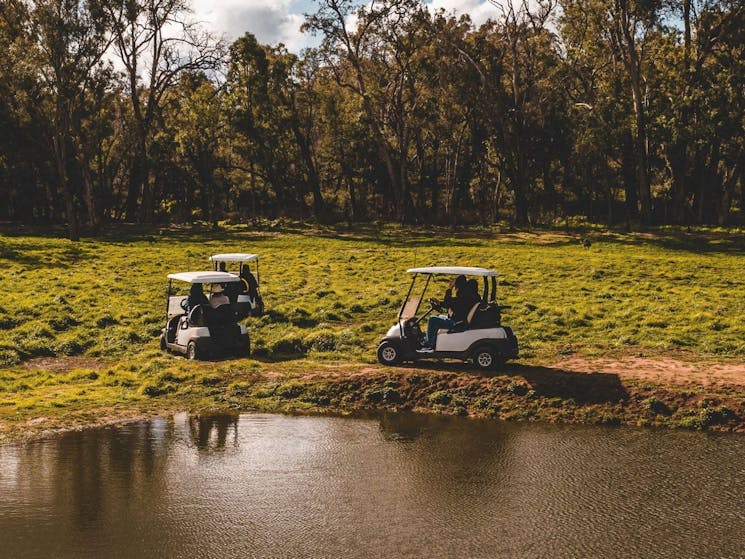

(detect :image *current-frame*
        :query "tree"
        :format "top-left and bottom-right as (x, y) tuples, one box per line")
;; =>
(31, 0), (113, 239)
(304, 0), (427, 223)
(105, 0), (223, 222)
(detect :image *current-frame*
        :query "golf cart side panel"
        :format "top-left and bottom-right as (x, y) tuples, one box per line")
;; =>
(435, 328), (508, 352)
(176, 325), (211, 345)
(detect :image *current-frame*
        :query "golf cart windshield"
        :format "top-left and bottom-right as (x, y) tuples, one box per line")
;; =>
(399, 267), (500, 322)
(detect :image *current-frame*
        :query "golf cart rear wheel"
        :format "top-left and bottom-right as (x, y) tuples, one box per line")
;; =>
(473, 347), (498, 371)
(377, 341), (401, 365)
(187, 341), (199, 360)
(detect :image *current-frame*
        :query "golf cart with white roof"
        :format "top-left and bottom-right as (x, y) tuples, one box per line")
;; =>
(209, 253), (264, 319)
(376, 267), (518, 370)
(160, 271), (250, 360)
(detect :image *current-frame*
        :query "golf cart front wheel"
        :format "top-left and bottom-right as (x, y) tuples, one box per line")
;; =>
(377, 341), (401, 366)
(473, 347), (499, 371)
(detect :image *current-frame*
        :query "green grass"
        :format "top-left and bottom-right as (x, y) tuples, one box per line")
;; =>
(1, 222), (744, 437)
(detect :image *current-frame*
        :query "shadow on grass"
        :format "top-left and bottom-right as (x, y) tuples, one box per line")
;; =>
(505, 363), (628, 405)
(3, 222), (744, 255)
(249, 352), (308, 363)
(569, 228), (745, 255)
(0, 223), (276, 246)
(389, 360), (628, 405)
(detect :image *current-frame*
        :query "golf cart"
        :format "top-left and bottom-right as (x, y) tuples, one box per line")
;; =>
(376, 267), (518, 370)
(160, 271), (250, 360)
(209, 253), (264, 318)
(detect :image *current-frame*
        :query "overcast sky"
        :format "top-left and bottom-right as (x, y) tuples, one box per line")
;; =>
(191, 0), (499, 52)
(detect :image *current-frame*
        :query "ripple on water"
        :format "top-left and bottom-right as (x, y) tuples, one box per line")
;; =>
(1, 414), (744, 559)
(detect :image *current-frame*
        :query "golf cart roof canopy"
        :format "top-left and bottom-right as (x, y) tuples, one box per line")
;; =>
(167, 271), (241, 283)
(209, 253), (259, 263)
(406, 266), (498, 277)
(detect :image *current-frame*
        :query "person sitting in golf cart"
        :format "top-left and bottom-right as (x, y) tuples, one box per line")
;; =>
(209, 283), (230, 308)
(422, 275), (480, 350)
(239, 264), (263, 316)
(184, 283), (209, 312)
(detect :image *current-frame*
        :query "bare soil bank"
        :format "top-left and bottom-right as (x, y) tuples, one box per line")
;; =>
(3, 354), (744, 443)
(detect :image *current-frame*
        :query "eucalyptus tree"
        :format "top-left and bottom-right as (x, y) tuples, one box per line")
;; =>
(653, 0), (745, 224)
(560, 0), (665, 224)
(169, 72), (226, 226)
(28, 0), (116, 239)
(226, 33), (321, 219)
(104, 0), (224, 222)
(0, 0), (50, 222)
(486, 0), (563, 225)
(304, 0), (429, 223)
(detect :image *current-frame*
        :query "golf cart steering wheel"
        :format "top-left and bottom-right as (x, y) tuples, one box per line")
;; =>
(180, 297), (189, 311)
(428, 298), (444, 312)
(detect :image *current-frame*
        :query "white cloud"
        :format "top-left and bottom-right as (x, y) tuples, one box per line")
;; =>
(192, 0), (310, 50)
(190, 0), (504, 52)
(426, 0), (496, 27)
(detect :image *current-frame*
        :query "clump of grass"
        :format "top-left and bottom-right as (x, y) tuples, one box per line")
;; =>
(364, 386), (402, 404)
(0, 349), (21, 366)
(643, 397), (671, 416)
(428, 390), (452, 406)
(275, 381), (305, 399)
(270, 336), (308, 356)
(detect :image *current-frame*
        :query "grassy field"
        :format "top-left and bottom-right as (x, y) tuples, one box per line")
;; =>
(1, 223), (744, 439)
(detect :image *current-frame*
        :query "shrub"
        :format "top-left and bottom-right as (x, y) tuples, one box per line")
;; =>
(505, 382), (528, 396)
(57, 340), (86, 356)
(276, 381), (305, 399)
(271, 337), (308, 355)
(95, 315), (118, 328)
(643, 397), (671, 416)
(428, 390), (452, 406)
(301, 386), (332, 406)
(140, 382), (175, 397)
(0, 349), (21, 366)
(305, 332), (339, 352)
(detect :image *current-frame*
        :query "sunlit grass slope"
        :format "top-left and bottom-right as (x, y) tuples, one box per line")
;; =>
(1, 223), (744, 367)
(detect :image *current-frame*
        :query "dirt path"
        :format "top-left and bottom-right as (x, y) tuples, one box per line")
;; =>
(22, 353), (745, 388)
(551, 355), (745, 388)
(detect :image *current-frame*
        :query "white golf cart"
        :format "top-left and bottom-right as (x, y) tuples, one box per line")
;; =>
(209, 253), (264, 318)
(376, 267), (518, 370)
(160, 271), (250, 360)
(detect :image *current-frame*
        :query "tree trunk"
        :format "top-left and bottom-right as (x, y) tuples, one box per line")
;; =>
(629, 70), (651, 224)
(291, 118), (323, 219)
(53, 101), (79, 241)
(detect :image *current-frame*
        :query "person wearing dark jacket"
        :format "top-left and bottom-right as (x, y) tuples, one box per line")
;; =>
(185, 283), (209, 311)
(239, 264), (263, 316)
(421, 275), (480, 351)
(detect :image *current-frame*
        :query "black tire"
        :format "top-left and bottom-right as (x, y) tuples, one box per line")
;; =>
(377, 341), (401, 366)
(187, 340), (199, 360)
(473, 346), (499, 371)
(159, 334), (167, 351)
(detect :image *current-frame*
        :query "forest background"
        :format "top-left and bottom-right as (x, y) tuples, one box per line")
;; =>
(1, 0), (744, 240)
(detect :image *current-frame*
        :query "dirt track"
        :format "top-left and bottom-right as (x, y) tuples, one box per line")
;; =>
(551, 355), (745, 388)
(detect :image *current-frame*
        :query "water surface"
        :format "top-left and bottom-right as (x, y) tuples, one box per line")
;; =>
(1, 413), (744, 558)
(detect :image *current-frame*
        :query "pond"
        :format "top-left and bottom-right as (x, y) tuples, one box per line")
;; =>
(1, 413), (744, 558)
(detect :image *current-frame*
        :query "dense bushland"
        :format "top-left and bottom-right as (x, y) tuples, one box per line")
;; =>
(1, 0), (744, 241)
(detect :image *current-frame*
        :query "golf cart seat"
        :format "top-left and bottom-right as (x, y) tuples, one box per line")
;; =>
(470, 304), (502, 329)
(188, 305), (206, 327)
(438, 302), (482, 335)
